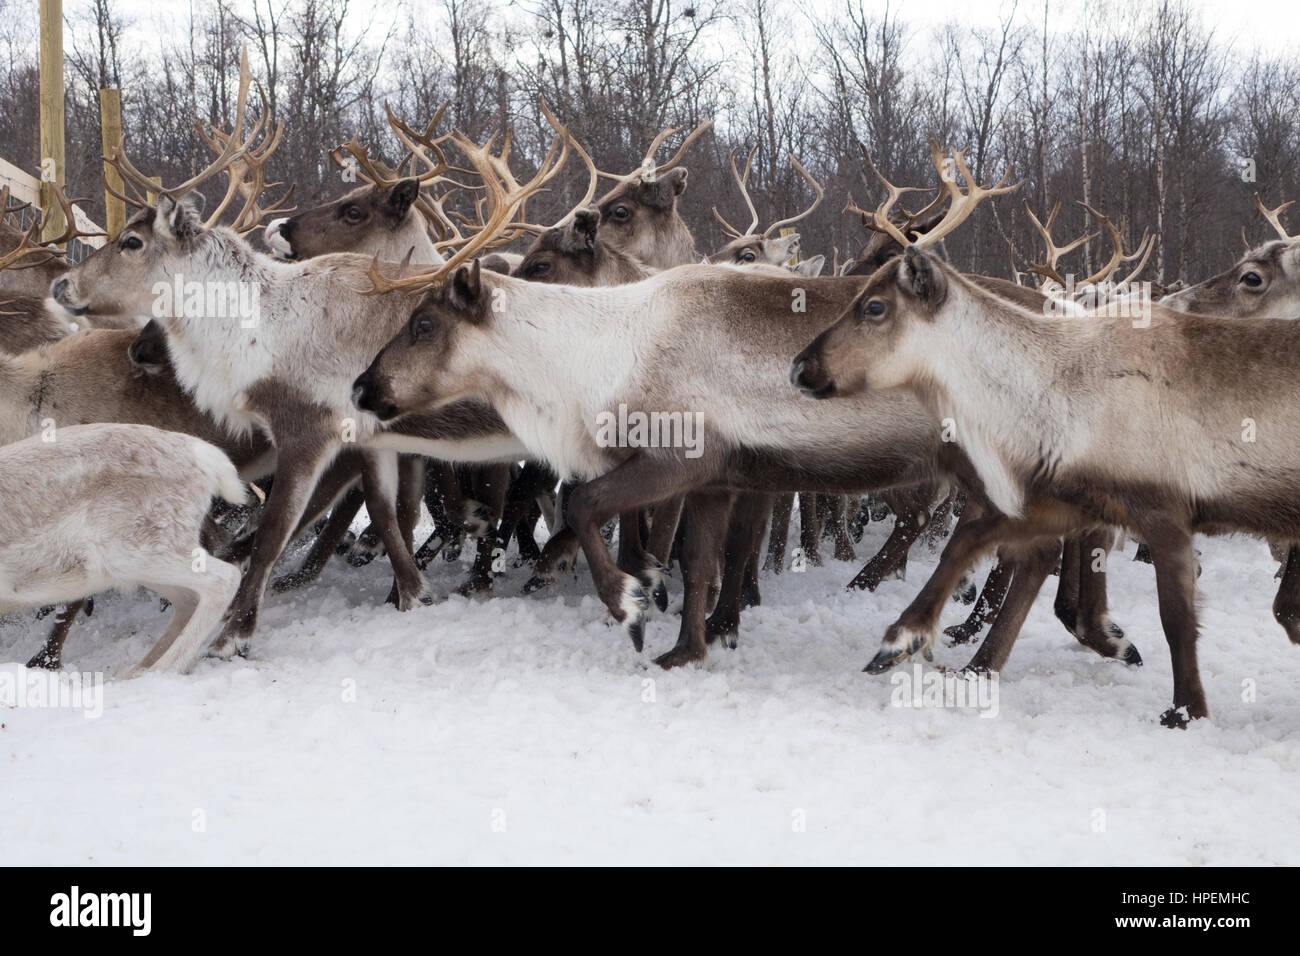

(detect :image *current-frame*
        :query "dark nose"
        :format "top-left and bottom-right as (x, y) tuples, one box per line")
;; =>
(351, 369), (376, 413)
(279, 217), (298, 239)
(789, 351), (835, 399)
(352, 368), (399, 420)
(789, 360), (807, 388)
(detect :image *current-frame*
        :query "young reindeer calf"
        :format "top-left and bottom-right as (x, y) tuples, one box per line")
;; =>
(0, 424), (245, 675)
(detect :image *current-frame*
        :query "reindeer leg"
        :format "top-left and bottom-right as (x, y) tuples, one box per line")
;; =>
(799, 493), (824, 566)
(944, 555), (1013, 645)
(1273, 543), (1300, 644)
(456, 464), (512, 596)
(566, 452), (721, 651)
(706, 492), (772, 649)
(864, 511), (1021, 673)
(1139, 519), (1208, 726)
(764, 493), (794, 573)
(26, 598), (87, 670)
(656, 490), (734, 669)
(826, 494), (856, 562)
(1071, 527), (1140, 664)
(209, 425), (335, 660)
(847, 489), (930, 590)
(962, 542), (1058, 672)
(351, 450), (432, 610)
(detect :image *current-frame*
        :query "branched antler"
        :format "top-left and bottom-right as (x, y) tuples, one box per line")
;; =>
(1025, 198), (1097, 286)
(105, 46), (255, 208)
(595, 120), (713, 184)
(1256, 193), (1298, 243)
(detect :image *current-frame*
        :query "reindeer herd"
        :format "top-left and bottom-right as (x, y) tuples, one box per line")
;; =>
(2, 51), (1299, 728)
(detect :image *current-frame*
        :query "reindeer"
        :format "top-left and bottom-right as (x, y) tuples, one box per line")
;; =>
(709, 147), (823, 269)
(1159, 194), (1300, 645)
(1160, 195), (1300, 318)
(262, 105), (449, 265)
(0, 325), (274, 668)
(790, 148), (1300, 726)
(0, 185), (110, 351)
(349, 252), (966, 666)
(0, 424), (246, 675)
(514, 121), (713, 599)
(51, 101), (583, 660)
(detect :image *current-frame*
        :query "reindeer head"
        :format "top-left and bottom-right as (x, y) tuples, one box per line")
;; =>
(791, 141), (1018, 399)
(352, 259), (498, 420)
(708, 148), (822, 269)
(51, 196), (211, 325)
(264, 179), (424, 261)
(1161, 196), (1300, 318)
(590, 121), (710, 269)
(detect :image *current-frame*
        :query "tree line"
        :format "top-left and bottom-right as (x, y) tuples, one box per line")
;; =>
(1, 0), (1296, 284)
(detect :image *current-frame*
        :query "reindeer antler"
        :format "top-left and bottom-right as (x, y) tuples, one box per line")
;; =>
(595, 120), (713, 184)
(1255, 193), (1298, 243)
(763, 155), (823, 237)
(106, 46), (256, 207)
(196, 78), (296, 232)
(363, 107), (577, 296)
(864, 140), (1020, 251)
(0, 183), (103, 269)
(1024, 197), (1097, 286)
(1076, 203), (1125, 287)
(711, 146), (760, 239)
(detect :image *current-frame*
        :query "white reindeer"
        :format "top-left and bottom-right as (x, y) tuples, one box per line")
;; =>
(0, 423), (245, 675)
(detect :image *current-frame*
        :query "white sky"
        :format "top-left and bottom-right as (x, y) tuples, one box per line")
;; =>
(88, 0), (1300, 77)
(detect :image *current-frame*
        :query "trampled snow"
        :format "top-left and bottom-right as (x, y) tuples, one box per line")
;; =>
(2, 513), (1298, 865)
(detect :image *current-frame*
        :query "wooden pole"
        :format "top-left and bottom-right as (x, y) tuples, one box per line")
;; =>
(99, 88), (124, 238)
(38, 0), (65, 243)
(147, 176), (161, 204)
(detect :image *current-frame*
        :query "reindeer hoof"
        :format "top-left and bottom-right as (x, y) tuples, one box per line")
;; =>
(271, 570), (312, 593)
(864, 625), (933, 674)
(654, 644), (705, 668)
(346, 545), (381, 568)
(522, 573), (556, 594)
(943, 621), (980, 646)
(652, 582), (669, 613)
(463, 500), (493, 538)
(1160, 706), (1191, 729)
(26, 648), (61, 670)
(452, 576), (492, 599)
(206, 633), (249, 661)
(952, 577), (977, 605)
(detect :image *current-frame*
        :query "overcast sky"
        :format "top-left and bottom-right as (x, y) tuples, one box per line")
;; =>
(94, 0), (1300, 74)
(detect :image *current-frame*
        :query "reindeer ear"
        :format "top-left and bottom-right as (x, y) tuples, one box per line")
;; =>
(898, 246), (946, 311)
(386, 179), (420, 219)
(127, 319), (169, 373)
(663, 167), (688, 196)
(573, 207), (600, 248)
(449, 259), (484, 314)
(157, 193), (204, 242)
(796, 255), (826, 277)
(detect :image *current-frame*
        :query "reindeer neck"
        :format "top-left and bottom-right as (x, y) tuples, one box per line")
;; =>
(918, 275), (1097, 517)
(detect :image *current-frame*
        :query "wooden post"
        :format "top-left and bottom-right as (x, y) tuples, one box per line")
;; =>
(38, 0), (65, 243)
(147, 176), (161, 204)
(99, 88), (125, 238)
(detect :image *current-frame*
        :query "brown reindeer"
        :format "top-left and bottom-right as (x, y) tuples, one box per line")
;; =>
(791, 150), (1300, 726)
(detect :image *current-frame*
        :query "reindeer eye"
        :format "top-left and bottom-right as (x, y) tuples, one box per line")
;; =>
(740, 251), (756, 262)
(343, 205), (363, 223)
(1240, 271), (1264, 288)
(611, 205), (630, 221)
(121, 235), (143, 250)
(862, 298), (888, 322)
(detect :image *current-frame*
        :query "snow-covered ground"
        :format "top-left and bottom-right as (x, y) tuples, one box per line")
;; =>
(2, 512), (1298, 866)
